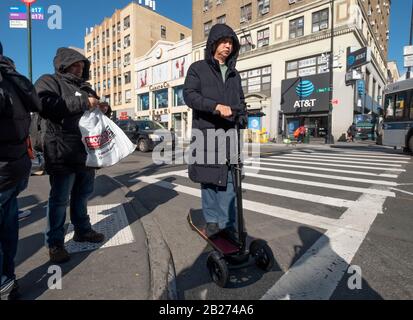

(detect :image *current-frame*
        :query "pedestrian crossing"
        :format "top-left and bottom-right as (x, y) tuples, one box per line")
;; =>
(129, 148), (411, 300)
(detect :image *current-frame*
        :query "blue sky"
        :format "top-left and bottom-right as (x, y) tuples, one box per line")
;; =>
(0, 0), (408, 81)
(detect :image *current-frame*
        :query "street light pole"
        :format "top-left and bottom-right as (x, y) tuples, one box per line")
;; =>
(327, 0), (335, 144)
(408, 0), (413, 79)
(23, 0), (35, 82)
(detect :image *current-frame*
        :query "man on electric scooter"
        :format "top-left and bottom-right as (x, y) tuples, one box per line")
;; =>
(183, 24), (247, 240)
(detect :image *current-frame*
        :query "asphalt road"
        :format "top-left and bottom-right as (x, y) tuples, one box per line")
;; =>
(103, 143), (413, 300)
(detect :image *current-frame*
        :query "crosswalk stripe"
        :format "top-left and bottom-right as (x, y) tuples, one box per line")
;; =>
(284, 153), (409, 164)
(291, 151), (412, 161)
(246, 165), (398, 186)
(271, 155), (404, 167)
(249, 157), (406, 172)
(326, 151), (411, 158)
(245, 160), (399, 178)
(170, 171), (355, 208)
(244, 172), (395, 197)
(136, 175), (342, 230)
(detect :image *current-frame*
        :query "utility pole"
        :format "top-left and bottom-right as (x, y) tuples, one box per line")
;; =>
(327, 0), (335, 144)
(408, 0), (413, 79)
(23, 0), (36, 82)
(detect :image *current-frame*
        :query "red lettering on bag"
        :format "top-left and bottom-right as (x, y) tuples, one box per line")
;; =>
(84, 126), (116, 150)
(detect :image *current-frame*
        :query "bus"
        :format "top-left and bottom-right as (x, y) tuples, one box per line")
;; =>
(354, 114), (376, 141)
(382, 78), (413, 153)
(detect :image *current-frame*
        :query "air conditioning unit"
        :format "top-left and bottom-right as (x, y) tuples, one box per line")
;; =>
(203, 6), (209, 12)
(371, 21), (375, 26)
(260, 7), (270, 15)
(288, 0), (296, 4)
(240, 17), (246, 23)
(367, 10), (372, 16)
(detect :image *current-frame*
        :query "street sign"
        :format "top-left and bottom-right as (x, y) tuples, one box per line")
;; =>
(346, 47), (372, 71)
(357, 80), (365, 96)
(404, 55), (413, 68)
(9, 5), (26, 13)
(9, 20), (27, 28)
(404, 45), (413, 56)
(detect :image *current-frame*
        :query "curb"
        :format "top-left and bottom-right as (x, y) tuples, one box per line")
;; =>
(104, 175), (178, 300)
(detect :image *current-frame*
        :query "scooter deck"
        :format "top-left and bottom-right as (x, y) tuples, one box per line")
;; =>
(188, 209), (240, 255)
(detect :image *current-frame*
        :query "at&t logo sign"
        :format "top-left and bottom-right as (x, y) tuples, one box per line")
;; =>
(294, 80), (316, 109)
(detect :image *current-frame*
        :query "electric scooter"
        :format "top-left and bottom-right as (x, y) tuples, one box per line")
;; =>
(187, 111), (275, 288)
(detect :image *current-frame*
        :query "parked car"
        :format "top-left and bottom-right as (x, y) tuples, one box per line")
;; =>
(115, 119), (176, 152)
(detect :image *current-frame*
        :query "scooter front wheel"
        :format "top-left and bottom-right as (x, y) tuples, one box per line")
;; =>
(250, 239), (275, 272)
(207, 251), (229, 288)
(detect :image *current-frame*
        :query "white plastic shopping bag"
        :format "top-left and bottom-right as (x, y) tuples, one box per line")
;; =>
(79, 109), (136, 168)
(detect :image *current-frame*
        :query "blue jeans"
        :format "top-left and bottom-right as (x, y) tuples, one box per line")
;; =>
(46, 170), (95, 248)
(0, 179), (28, 280)
(201, 168), (237, 230)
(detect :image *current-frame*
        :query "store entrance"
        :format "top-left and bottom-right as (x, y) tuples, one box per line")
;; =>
(286, 115), (328, 140)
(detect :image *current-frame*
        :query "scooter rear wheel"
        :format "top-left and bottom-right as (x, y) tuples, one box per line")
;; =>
(250, 240), (275, 272)
(207, 251), (229, 288)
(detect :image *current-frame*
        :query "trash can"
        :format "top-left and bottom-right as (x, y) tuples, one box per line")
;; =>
(303, 134), (310, 144)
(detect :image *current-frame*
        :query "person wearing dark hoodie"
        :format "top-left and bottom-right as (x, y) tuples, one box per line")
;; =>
(183, 24), (247, 239)
(35, 47), (105, 264)
(0, 41), (42, 299)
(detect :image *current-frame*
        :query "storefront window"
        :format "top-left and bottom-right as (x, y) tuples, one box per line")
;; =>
(240, 65), (271, 96)
(154, 89), (168, 109)
(173, 86), (185, 106)
(138, 93), (150, 111)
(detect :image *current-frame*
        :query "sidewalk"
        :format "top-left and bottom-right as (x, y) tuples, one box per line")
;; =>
(14, 172), (152, 300)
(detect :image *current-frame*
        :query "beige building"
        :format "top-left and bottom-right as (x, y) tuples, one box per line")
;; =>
(387, 61), (400, 83)
(192, 0), (391, 142)
(135, 37), (193, 141)
(84, 2), (191, 119)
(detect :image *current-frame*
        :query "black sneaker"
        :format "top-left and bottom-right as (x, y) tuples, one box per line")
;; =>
(73, 229), (105, 244)
(222, 227), (239, 244)
(0, 277), (20, 300)
(49, 245), (70, 264)
(205, 223), (220, 239)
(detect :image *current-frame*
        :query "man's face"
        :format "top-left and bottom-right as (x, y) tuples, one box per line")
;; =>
(66, 61), (85, 78)
(215, 37), (233, 60)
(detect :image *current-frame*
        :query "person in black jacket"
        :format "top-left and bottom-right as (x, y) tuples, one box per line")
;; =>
(183, 24), (247, 238)
(35, 48), (106, 264)
(0, 41), (42, 299)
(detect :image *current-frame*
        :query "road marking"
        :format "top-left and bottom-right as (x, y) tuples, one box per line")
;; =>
(136, 175), (343, 230)
(246, 165), (398, 187)
(325, 151), (411, 158)
(245, 160), (398, 178)
(286, 153), (409, 164)
(244, 172), (395, 197)
(170, 170), (355, 208)
(272, 155), (404, 167)
(261, 180), (389, 300)
(254, 157), (406, 172)
(291, 151), (412, 161)
(390, 187), (413, 196)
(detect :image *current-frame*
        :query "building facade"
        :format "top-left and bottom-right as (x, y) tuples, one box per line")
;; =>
(192, 0), (391, 142)
(135, 37), (193, 141)
(84, 2), (191, 119)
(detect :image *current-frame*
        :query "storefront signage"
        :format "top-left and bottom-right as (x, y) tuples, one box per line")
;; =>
(281, 73), (330, 113)
(149, 82), (170, 91)
(346, 47), (371, 71)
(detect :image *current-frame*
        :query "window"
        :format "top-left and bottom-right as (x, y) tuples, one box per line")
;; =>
(113, 76), (117, 86)
(240, 3), (252, 23)
(204, 20), (213, 39)
(124, 35), (131, 48)
(107, 62), (111, 73)
(124, 53), (131, 66)
(138, 93), (150, 111)
(257, 28), (270, 48)
(258, 0), (270, 16)
(106, 29), (109, 39)
(285, 54), (330, 79)
(103, 80), (106, 90)
(114, 93), (117, 106)
(112, 25), (116, 37)
(386, 93), (407, 120)
(173, 86), (185, 106)
(240, 66), (271, 96)
(125, 90), (132, 104)
(216, 0), (225, 5)
(118, 91), (122, 104)
(113, 42), (116, 51)
(124, 16), (130, 30)
(154, 89), (168, 109)
(180, 33), (185, 40)
(118, 57), (122, 69)
(107, 46), (110, 57)
(117, 22), (121, 33)
(108, 79), (111, 89)
(217, 15), (226, 24)
(161, 26), (167, 39)
(240, 35), (253, 54)
(103, 48), (105, 57)
(312, 9), (329, 33)
(203, 0), (212, 11)
(289, 16), (304, 39)
(103, 66), (106, 75)
(124, 71), (131, 84)
(87, 42), (91, 52)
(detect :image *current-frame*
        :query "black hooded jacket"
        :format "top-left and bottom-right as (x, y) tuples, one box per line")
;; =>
(35, 48), (99, 174)
(183, 24), (247, 187)
(0, 52), (42, 191)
